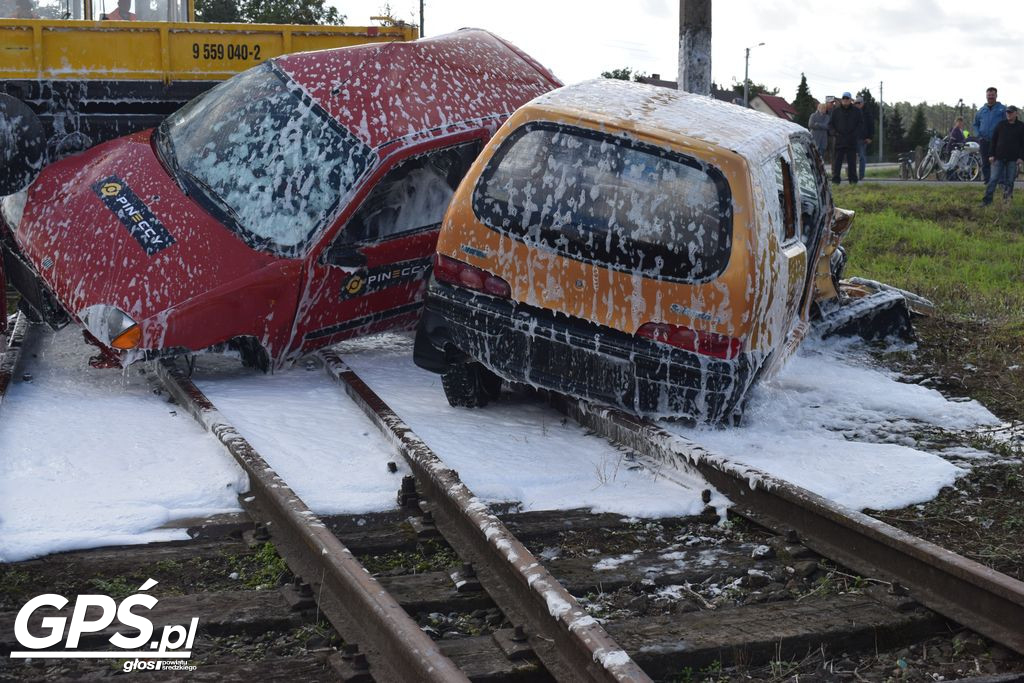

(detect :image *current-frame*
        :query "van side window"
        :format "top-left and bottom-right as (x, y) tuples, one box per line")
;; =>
(775, 158), (797, 242)
(790, 139), (825, 247)
(337, 141), (481, 246)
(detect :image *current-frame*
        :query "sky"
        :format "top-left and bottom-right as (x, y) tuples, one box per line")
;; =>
(333, 0), (1024, 109)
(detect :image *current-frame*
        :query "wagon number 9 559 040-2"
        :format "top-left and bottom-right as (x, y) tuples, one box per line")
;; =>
(191, 43), (262, 61)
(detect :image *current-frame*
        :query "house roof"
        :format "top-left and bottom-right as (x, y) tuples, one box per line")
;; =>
(753, 93), (797, 120)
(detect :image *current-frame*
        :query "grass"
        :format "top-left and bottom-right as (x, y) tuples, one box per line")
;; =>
(834, 183), (1024, 321)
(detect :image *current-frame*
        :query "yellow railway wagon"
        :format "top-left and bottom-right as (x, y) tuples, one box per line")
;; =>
(0, 0), (416, 154)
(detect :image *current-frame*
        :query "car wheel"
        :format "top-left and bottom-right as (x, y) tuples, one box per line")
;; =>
(441, 362), (501, 408)
(233, 337), (270, 372)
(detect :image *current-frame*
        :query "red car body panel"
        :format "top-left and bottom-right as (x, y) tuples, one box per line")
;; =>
(2, 29), (561, 366)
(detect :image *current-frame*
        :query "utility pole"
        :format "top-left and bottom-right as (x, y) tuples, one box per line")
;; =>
(419, 0), (424, 38)
(678, 0), (711, 96)
(878, 81), (884, 162)
(742, 42), (763, 108)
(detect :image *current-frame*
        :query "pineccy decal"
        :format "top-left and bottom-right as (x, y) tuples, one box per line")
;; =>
(340, 257), (431, 300)
(93, 176), (175, 256)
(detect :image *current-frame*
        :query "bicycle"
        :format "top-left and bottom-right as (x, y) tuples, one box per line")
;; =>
(916, 133), (981, 181)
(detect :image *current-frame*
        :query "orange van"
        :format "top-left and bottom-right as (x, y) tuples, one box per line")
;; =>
(413, 79), (838, 423)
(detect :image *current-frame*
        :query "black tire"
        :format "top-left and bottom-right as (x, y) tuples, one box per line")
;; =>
(233, 337), (270, 372)
(0, 94), (46, 195)
(441, 362), (501, 408)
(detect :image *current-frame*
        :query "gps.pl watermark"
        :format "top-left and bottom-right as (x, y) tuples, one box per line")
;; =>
(9, 578), (198, 672)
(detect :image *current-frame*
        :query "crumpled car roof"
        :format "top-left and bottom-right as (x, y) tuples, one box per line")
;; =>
(276, 29), (563, 150)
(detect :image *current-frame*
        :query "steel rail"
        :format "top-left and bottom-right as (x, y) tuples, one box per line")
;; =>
(0, 312), (28, 406)
(319, 349), (652, 683)
(155, 359), (469, 683)
(557, 398), (1024, 654)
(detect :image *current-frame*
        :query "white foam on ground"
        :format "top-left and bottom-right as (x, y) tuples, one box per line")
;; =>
(2, 326), (1002, 561)
(191, 357), (410, 514)
(0, 328), (247, 562)
(663, 337), (1001, 511)
(335, 334), (710, 518)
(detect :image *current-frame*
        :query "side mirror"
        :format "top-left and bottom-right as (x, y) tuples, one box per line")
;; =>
(0, 93), (46, 195)
(324, 244), (367, 269)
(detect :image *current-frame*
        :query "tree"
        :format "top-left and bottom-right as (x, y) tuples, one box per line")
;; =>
(231, 0), (344, 24)
(905, 104), (930, 151)
(884, 105), (906, 155)
(600, 67), (648, 82)
(792, 73), (816, 128)
(730, 80), (778, 99)
(196, 0), (240, 22)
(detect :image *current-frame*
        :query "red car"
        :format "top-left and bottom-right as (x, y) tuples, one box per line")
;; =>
(0, 30), (560, 369)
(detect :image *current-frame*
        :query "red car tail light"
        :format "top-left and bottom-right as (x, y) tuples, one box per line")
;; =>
(433, 253), (511, 299)
(636, 322), (742, 360)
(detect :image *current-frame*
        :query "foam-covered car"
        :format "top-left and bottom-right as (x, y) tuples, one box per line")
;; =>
(0, 29), (560, 368)
(414, 79), (877, 423)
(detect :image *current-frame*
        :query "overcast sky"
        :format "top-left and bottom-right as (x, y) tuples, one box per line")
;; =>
(334, 0), (1023, 110)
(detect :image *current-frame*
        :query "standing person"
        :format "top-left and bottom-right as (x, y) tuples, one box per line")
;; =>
(808, 103), (830, 158)
(981, 105), (1024, 205)
(829, 92), (863, 185)
(972, 87), (1007, 183)
(103, 0), (135, 19)
(825, 96), (837, 165)
(854, 95), (874, 181)
(949, 116), (966, 144)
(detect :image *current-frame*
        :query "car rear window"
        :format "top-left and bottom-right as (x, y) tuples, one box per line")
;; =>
(472, 122), (733, 283)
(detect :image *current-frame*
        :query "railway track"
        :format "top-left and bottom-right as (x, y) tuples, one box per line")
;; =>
(2, 320), (1023, 681)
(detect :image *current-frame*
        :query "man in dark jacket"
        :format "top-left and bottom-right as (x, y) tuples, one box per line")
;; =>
(981, 105), (1024, 205)
(854, 96), (874, 180)
(829, 92), (864, 184)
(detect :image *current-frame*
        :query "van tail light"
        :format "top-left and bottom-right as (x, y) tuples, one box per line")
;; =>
(636, 322), (742, 360)
(433, 254), (511, 299)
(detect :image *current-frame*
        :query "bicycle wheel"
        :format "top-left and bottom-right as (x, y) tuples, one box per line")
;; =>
(964, 154), (981, 182)
(916, 155), (935, 180)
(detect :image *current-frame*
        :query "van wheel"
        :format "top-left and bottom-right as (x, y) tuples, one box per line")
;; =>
(441, 362), (501, 408)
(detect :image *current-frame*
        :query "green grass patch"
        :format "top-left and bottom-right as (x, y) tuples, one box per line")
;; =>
(834, 184), (1024, 321)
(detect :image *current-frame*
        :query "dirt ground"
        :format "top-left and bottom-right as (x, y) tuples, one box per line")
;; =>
(866, 315), (1024, 582)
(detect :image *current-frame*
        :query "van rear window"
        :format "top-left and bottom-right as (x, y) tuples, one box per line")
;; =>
(472, 123), (732, 283)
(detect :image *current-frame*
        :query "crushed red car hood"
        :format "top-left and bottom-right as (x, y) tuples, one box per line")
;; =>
(13, 130), (279, 325)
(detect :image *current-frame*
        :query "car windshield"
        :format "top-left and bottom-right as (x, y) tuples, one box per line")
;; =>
(158, 62), (375, 256)
(473, 122), (733, 283)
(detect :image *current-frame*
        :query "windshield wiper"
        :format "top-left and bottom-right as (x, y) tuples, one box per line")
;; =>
(178, 167), (244, 231)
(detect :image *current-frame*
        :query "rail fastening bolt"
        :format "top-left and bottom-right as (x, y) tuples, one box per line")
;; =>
(387, 461), (398, 473)
(341, 643), (358, 658)
(701, 489), (712, 504)
(352, 653), (369, 670)
(462, 562), (475, 577)
(422, 509), (434, 523)
(512, 624), (527, 642)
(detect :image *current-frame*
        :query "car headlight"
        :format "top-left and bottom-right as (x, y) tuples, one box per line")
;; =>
(78, 304), (141, 349)
(1, 190), (28, 232)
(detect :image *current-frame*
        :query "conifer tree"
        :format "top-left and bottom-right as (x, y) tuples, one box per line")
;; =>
(792, 73), (816, 128)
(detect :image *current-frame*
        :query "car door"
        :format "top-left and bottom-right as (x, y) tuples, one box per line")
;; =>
(288, 139), (482, 356)
(774, 152), (806, 330)
(789, 135), (833, 318)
